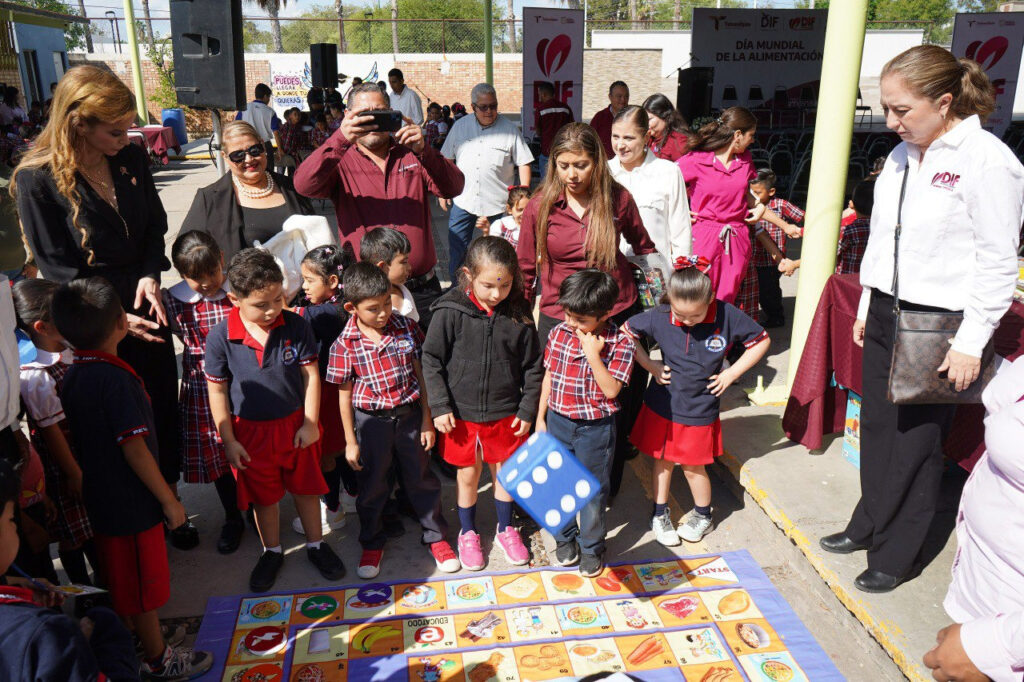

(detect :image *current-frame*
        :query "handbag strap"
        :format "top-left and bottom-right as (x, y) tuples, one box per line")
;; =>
(890, 165), (910, 315)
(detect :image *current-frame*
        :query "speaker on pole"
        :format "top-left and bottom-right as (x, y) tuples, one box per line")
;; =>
(310, 43), (339, 89)
(169, 0), (246, 110)
(677, 67), (714, 123)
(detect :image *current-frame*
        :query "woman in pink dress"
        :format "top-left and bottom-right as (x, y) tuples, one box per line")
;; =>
(677, 107), (794, 304)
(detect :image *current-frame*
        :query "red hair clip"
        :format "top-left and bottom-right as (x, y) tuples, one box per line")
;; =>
(673, 255), (712, 275)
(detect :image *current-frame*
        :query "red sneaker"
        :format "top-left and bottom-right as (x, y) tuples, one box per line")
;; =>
(429, 541), (461, 572)
(357, 549), (383, 579)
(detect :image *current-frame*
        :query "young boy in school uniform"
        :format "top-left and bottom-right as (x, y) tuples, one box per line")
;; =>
(51, 277), (213, 679)
(328, 262), (459, 579)
(205, 249), (346, 593)
(536, 269), (635, 578)
(748, 169), (804, 327)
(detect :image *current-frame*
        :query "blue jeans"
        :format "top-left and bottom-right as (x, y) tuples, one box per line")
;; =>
(546, 410), (616, 557)
(448, 203), (503, 279)
(538, 153), (548, 181)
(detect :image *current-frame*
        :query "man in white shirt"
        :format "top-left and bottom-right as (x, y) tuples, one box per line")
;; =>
(440, 83), (533, 278)
(387, 69), (423, 126)
(234, 83), (283, 167)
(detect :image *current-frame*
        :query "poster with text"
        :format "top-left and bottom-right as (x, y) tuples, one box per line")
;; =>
(267, 55), (395, 117)
(691, 8), (827, 110)
(952, 12), (1024, 138)
(522, 8), (584, 139)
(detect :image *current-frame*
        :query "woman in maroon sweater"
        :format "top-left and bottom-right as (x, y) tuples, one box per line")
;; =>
(517, 121), (656, 498)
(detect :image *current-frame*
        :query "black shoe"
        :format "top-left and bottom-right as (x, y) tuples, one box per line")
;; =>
(854, 567), (917, 594)
(307, 544), (346, 581)
(168, 519), (199, 551)
(249, 550), (284, 592)
(554, 540), (579, 567)
(819, 533), (870, 554)
(217, 518), (245, 555)
(579, 553), (604, 578)
(382, 513), (405, 538)
(762, 317), (786, 329)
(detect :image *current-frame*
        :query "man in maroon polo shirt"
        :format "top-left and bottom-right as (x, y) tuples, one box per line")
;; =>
(588, 81), (629, 158)
(294, 83), (465, 330)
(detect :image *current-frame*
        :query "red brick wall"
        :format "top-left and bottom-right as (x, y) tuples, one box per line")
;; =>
(394, 59), (522, 113)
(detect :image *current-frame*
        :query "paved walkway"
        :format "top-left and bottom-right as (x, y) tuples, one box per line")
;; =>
(144, 157), (923, 679)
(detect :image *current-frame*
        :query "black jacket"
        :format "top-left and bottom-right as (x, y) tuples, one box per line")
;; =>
(422, 288), (543, 424)
(181, 170), (314, 262)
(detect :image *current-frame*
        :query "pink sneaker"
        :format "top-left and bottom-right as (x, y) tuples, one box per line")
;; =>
(430, 540), (462, 573)
(456, 531), (485, 571)
(495, 525), (530, 565)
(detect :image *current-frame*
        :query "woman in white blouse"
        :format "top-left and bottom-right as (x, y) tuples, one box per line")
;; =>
(819, 45), (1024, 594)
(608, 105), (691, 276)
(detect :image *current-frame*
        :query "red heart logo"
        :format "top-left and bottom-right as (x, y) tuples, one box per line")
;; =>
(966, 36), (1009, 71)
(537, 34), (572, 77)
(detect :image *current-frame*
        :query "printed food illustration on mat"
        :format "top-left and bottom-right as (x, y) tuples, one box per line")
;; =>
(193, 551), (842, 681)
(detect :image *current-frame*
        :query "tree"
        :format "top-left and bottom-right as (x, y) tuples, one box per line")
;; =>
(75, 0), (92, 52)
(335, 0), (347, 52)
(243, 20), (273, 52)
(390, 0), (399, 55)
(10, 0), (88, 50)
(506, 0), (516, 50)
(254, 0), (290, 53)
(140, 0), (155, 51)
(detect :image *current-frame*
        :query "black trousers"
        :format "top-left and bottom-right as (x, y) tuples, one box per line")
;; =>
(538, 299), (649, 499)
(756, 265), (784, 322)
(406, 273), (443, 332)
(843, 290), (956, 577)
(118, 330), (181, 484)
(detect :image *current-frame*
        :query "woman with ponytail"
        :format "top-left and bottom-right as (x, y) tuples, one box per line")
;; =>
(10, 66), (197, 547)
(819, 45), (1024, 601)
(517, 122), (657, 498)
(677, 107), (794, 304)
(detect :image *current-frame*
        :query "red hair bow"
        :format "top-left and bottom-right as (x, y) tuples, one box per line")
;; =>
(674, 255), (712, 274)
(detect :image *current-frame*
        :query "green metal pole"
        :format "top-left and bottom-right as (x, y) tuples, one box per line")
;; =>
(484, 1), (493, 84)
(123, 0), (148, 123)
(783, 1), (868, 393)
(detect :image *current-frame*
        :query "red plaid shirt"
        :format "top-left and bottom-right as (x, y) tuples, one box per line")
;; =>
(543, 322), (635, 420)
(751, 197), (804, 267)
(836, 216), (871, 275)
(325, 312), (424, 410)
(279, 122), (307, 158)
(310, 127), (330, 149)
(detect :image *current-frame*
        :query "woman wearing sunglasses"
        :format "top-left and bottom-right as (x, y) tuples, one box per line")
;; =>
(182, 120), (314, 261)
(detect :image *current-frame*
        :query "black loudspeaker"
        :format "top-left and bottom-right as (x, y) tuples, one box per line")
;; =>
(677, 67), (714, 123)
(169, 0), (245, 110)
(310, 43), (338, 88)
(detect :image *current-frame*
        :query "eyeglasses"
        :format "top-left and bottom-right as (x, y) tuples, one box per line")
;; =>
(226, 144), (266, 163)
(473, 103), (498, 112)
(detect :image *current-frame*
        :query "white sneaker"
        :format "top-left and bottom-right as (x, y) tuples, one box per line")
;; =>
(651, 511), (681, 547)
(326, 506), (346, 530)
(677, 510), (714, 543)
(292, 502), (329, 535)
(340, 490), (358, 513)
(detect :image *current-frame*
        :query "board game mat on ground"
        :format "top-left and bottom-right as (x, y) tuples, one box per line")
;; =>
(194, 550), (843, 681)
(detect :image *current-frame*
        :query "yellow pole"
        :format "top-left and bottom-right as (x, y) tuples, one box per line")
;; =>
(122, 0), (148, 123)
(748, 0), (869, 405)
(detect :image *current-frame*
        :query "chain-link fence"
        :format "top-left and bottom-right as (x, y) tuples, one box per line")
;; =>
(79, 16), (937, 57)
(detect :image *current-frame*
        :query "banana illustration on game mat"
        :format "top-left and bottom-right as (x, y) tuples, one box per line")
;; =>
(352, 624), (400, 653)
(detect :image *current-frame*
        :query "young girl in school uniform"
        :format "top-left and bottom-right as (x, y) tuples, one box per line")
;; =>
(162, 231), (243, 554)
(476, 185), (531, 249)
(624, 256), (770, 545)
(13, 279), (97, 585)
(291, 244), (357, 536)
(422, 237), (544, 570)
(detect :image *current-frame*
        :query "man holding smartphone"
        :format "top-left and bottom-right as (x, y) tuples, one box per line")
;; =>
(294, 83), (464, 330)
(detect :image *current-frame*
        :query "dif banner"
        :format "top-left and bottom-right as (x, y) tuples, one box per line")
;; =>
(691, 8), (827, 110)
(522, 8), (584, 138)
(952, 12), (1024, 138)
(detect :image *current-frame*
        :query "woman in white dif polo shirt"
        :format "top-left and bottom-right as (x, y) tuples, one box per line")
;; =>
(819, 45), (1024, 594)
(608, 105), (692, 276)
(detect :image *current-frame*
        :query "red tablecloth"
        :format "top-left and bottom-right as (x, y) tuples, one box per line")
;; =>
(782, 273), (1024, 468)
(129, 126), (181, 164)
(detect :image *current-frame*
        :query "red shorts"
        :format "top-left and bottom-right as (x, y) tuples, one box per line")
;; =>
(439, 414), (528, 467)
(630, 404), (722, 465)
(232, 409), (328, 509)
(319, 382), (346, 459)
(93, 524), (169, 617)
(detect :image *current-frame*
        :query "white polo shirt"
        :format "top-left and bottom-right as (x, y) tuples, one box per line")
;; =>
(389, 86), (423, 126)
(857, 115), (1024, 357)
(609, 150), (692, 276)
(237, 100), (281, 144)
(441, 114), (534, 217)
(0, 274), (20, 432)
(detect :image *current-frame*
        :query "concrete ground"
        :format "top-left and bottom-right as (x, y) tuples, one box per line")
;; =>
(138, 152), (923, 680)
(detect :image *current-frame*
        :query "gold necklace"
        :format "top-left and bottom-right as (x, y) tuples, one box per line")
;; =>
(79, 167), (129, 239)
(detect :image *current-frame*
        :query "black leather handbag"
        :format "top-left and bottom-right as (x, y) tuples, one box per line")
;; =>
(887, 166), (996, 405)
